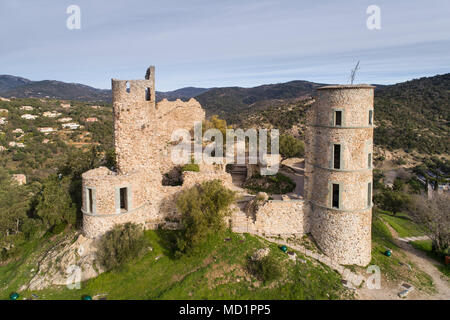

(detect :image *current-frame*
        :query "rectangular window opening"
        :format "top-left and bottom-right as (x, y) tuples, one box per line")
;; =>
(333, 144), (341, 169)
(368, 153), (372, 168)
(368, 182), (372, 207)
(88, 188), (93, 213)
(369, 110), (373, 125)
(332, 184), (340, 208)
(145, 88), (151, 101)
(120, 187), (128, 212)
(334, 110), (342, 126)
(126, 81), (130, 93)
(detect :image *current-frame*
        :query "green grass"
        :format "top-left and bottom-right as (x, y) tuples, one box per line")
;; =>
(411, 240), (450, 279)
(0, 230), (349, 300)
(379, 211), (426, 238)
(370, 216), (434, 292)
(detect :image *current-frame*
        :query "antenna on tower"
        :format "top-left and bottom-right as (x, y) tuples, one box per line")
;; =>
(349, 61), (360, 84)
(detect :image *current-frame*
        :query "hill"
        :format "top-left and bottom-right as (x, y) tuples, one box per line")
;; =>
(195, 80), (324, 122)
(194, 74), (449, 154)
(0, 75), (208, 103)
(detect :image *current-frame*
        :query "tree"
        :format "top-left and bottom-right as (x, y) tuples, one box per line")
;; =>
(409, 193), (449, 257)
(279, 134), (305, 159)
(175, 180), (235, 254)
(374, 189), (410, 215)
(97, 222), (147, 270)
(35, 175), (77, 229)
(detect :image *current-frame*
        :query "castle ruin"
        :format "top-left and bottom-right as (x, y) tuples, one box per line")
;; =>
(81, 66), (374, 266)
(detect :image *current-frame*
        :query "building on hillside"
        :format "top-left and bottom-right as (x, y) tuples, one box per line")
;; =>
(58, 117), (73, 123)
(81, 66), (375, 266)
(12, 174), (26, 185)
(12, 128), (24, 134)
(38, 127), (56, 134)
(60, 103), (71, 108)
(85, 117), (98, 123)
(20, 105), (34, 111)
(43, 111), (62, 118)
(62, 122), (80, 130)
(9, 141), (26, 148)
(0, 117), (7, 125)
(21, 114), (38, 120)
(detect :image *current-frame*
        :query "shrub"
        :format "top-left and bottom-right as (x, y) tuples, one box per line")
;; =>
(246, 254), (282, 284)
(181, 163), (199, 173)
(35, 176), (77, 229)
(175, 180), (235, 254)
(97, 222), (147, 271)
(279, 134), (305, 159)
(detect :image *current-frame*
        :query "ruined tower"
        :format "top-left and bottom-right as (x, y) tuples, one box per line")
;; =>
(304, 85), (375, 266)
(112, 66), (156, 174)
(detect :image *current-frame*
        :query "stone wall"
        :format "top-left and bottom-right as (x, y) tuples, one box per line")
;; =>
(231, 199), (310, 238)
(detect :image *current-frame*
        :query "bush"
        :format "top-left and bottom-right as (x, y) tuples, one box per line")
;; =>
(175, 180), (235, 254)
(35, 176), (77, 229)
(279, 134), (305, 159)
(181, 163), (199, 173)
(97, 222), (148, 271)
(246, 254), (282, 284)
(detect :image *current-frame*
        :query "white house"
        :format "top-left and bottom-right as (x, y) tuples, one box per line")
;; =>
(21, 114), (38, 120)
(38, 127), (56, 134)
(43, 111), (62, 118)
(58, 117), (73, 123)
(20, 106), (34, 111)
(62, 122), (80, 130)
(9, 141), (26, 148)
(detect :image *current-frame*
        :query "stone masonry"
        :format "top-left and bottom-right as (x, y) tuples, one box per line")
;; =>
(82, 67), (374, 266)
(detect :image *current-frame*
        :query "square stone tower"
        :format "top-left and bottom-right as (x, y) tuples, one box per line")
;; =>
(112, 66), (156, 174)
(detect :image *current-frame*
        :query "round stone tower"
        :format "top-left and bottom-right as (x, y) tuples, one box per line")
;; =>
(304, 85), (375, 266)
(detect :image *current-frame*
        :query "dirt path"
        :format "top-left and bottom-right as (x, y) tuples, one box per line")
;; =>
(358, 224), (449, 300)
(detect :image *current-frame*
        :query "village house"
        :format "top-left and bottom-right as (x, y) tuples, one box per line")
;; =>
(62, 122), (80, 130)
(9, 141), (26, 148)
(21, 114), (38, 120)
(20, 105), (34, 111)
(0, 117), (8, 125)
(38, 127), (56, 134)
(43, 111), (62, 118)
(60, 103), (71, 108)
(58, 117), (73, 123)
(85, 117), (98, 123)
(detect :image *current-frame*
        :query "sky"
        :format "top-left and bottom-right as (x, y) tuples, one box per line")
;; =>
(0, 0), (449, 91)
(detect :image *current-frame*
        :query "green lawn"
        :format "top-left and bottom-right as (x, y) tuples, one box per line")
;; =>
(1, 230), (349, 300)
(369, 216), (434, 291)
(379, 211), (426, 238)
(410, 240), (450, 279)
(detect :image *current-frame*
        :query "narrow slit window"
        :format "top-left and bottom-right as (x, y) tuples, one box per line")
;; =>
(333, 144), (341, 169)
(334, 110), (342, 126)
(88, 188), (93, 213)
(145, 88), (151, 101)
(120, 187), (128, 212)
(126, 81), (130, 93)
(368, 153), (372, 168)
(332, 184), (340, 208)
(367, 182), (372, 207)
(369, 110), (373, 125)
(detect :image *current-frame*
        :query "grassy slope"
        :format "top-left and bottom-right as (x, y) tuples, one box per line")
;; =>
(369, 214), (434, 292)
(1, 231), (349, 300)
(410, 240), (450, 279)
(378, 211), (426, 238)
